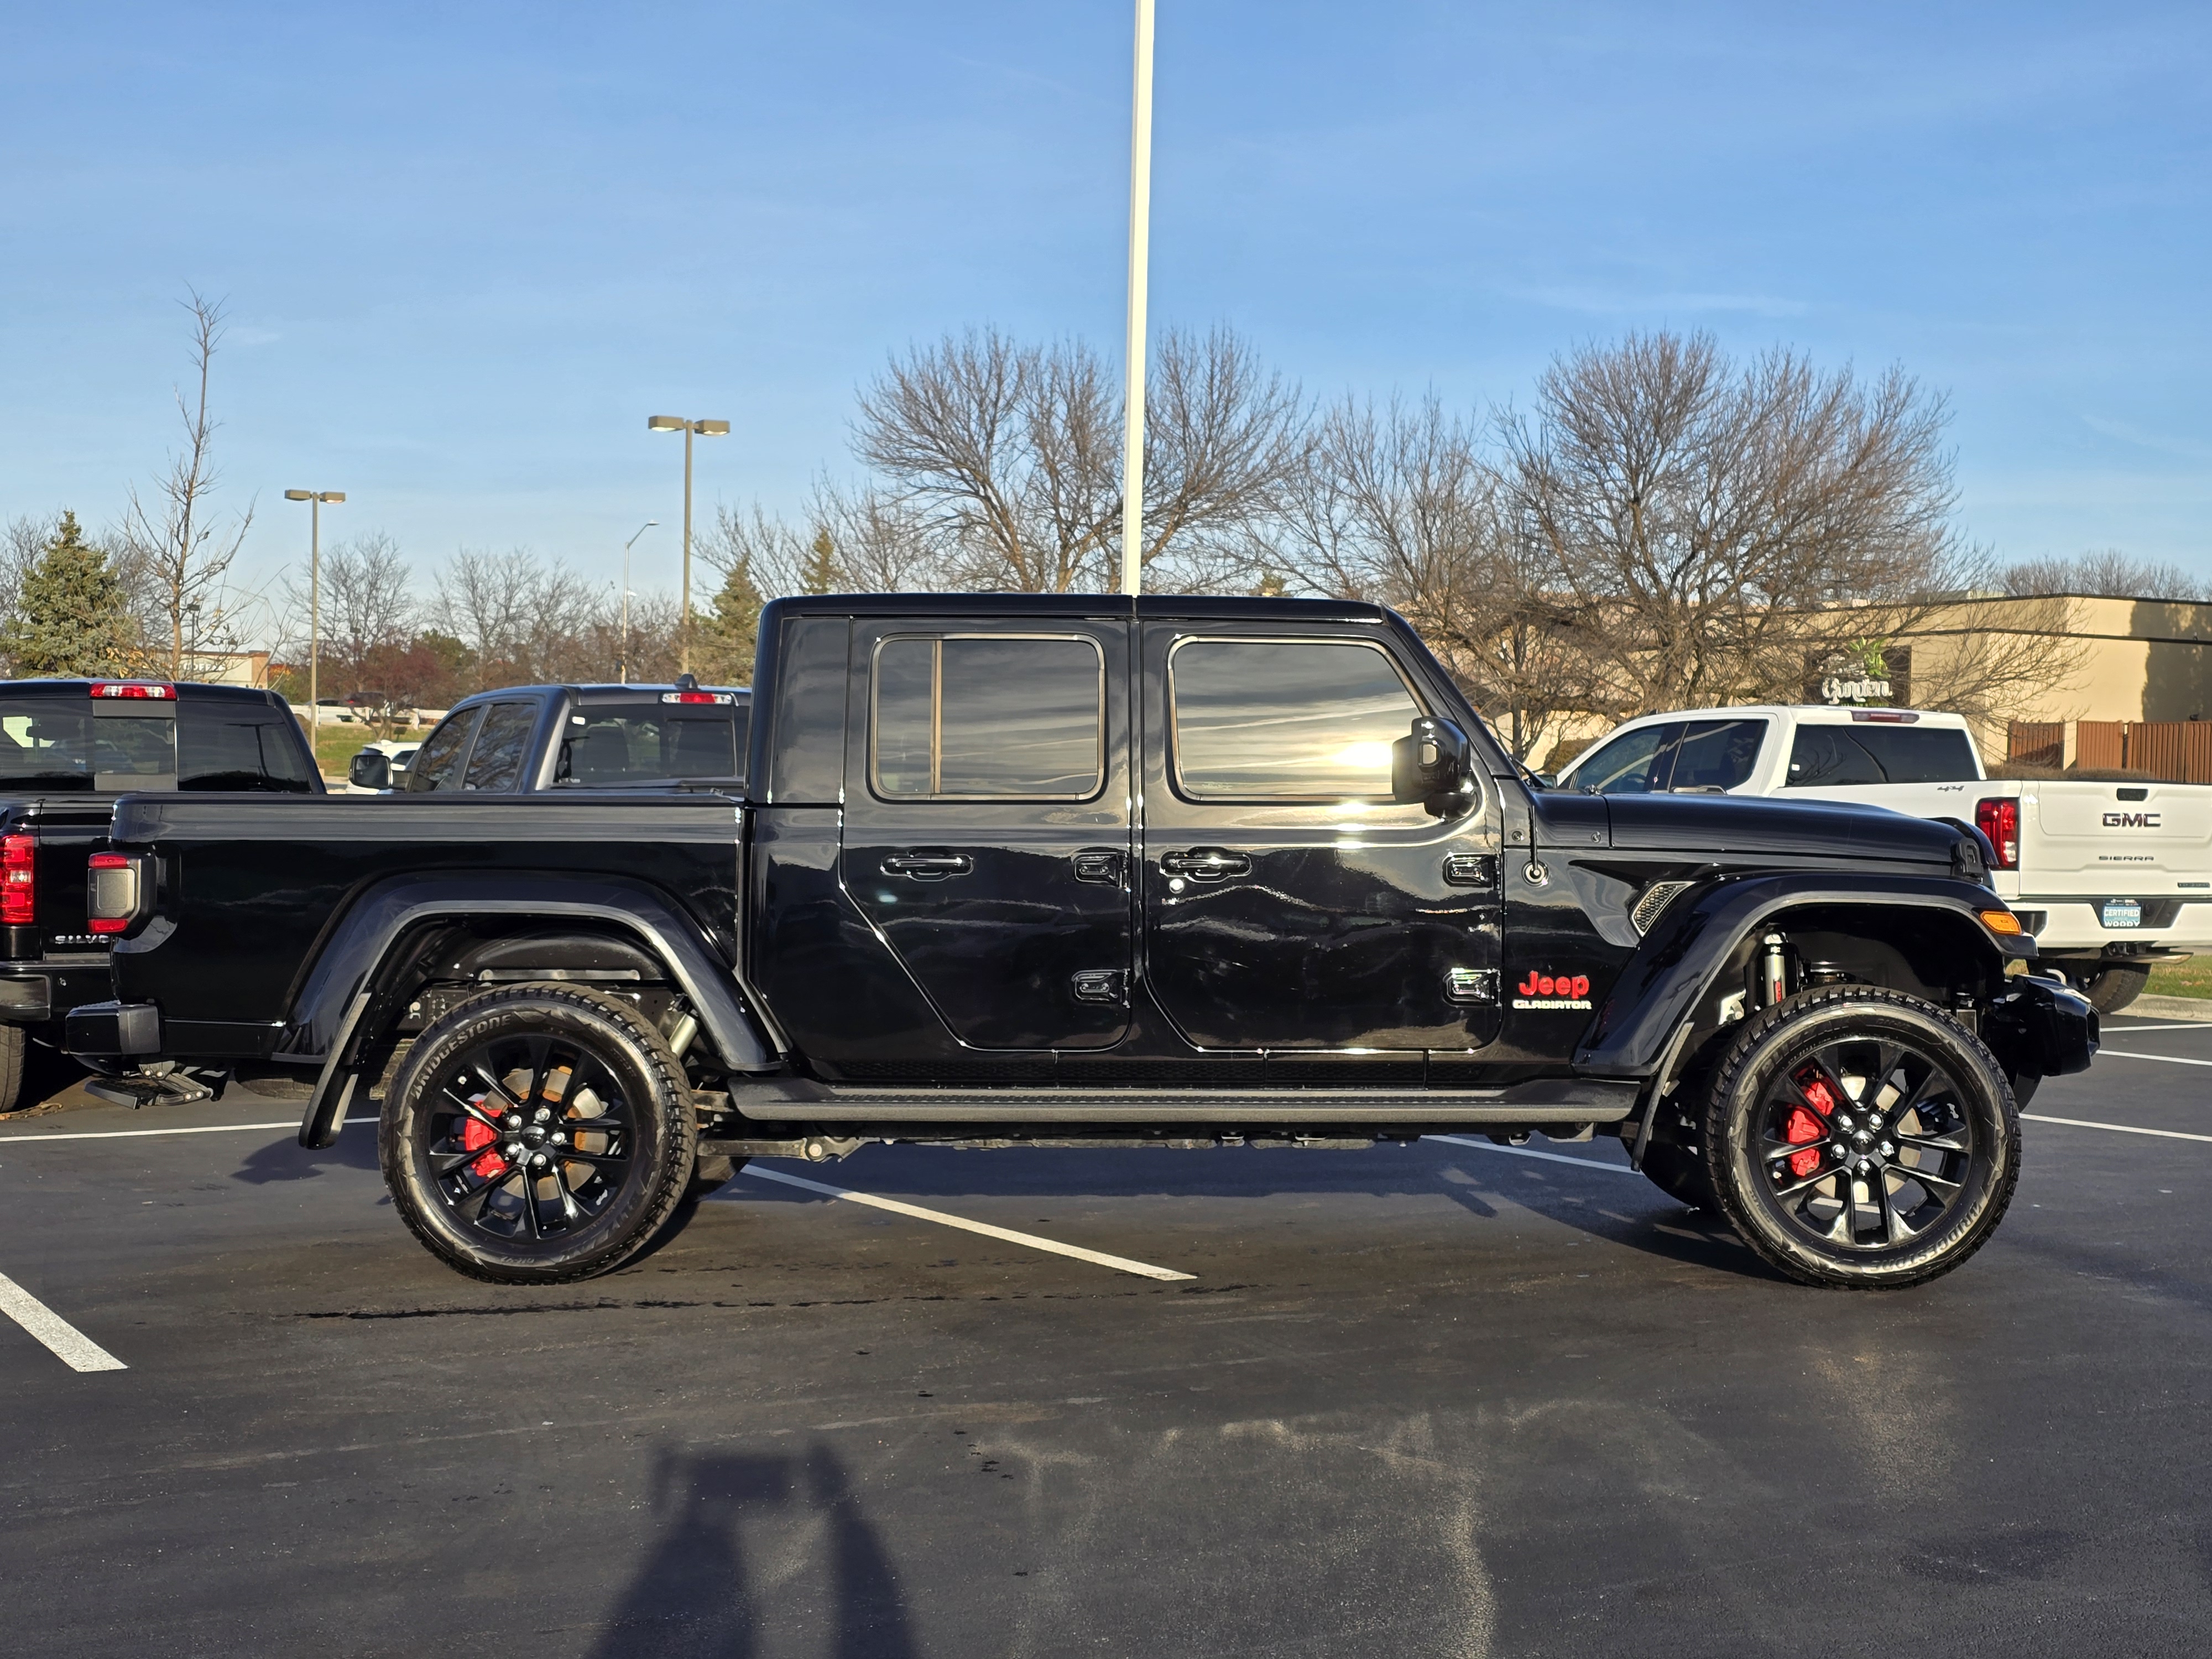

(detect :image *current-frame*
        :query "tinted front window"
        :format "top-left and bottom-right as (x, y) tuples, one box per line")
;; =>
(0, 703), (174, 791)
(1667, 719), (1767, 791)
(555, 705), (749, 786)
(1171, 639), (1422, 799)
(179, 717), (315, 792)
(1787, 725), (1979, 787)
(1565, 723), (1681, 795)
(463, 701), (538, 791)
(405, 707), (482, 792)
(872, 635), (1104, 799)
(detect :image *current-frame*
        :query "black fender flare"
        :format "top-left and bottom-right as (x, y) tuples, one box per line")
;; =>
(1575, 872), (2027, 1078)
(294, 874), (779, 1149)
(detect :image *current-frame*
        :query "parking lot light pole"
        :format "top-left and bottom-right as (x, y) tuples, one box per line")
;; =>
(646, 416), (729, 672)
(619, 519), (658, 684)
(283, 489), (345, 728)
(1120, 0), (1156, 599)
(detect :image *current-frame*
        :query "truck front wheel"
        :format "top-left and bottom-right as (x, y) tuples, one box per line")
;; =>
(380, 987), (698, 1284)
(1698, 986), (2020, 1289)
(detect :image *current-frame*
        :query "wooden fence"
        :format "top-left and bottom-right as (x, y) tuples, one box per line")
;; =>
(2008, 719), (2212, 782)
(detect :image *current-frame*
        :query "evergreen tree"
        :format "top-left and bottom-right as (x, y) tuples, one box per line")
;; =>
(801, 527), (838, 595)
(2, 513), (138, 676)
(693, 557), (766, 684)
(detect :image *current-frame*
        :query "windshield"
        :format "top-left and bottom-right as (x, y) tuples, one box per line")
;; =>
(1562, 717), (1767, 795)
(554, 703), (749, 786)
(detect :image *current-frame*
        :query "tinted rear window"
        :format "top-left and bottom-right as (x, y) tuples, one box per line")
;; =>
(1786, 725), (1979, 787)
(554, 703), (749, 787)
(0, 698), (315, 792)
(178, 715), (316, 792)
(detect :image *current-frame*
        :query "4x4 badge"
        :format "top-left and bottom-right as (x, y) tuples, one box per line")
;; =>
(1513, 969), (1592, 1011)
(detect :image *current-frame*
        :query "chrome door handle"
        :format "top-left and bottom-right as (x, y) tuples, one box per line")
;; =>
(1159, 848), (1251, 881)
(881, 852), (974, 880)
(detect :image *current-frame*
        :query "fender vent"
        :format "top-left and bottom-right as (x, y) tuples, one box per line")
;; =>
(1631, 880), (1693, 935)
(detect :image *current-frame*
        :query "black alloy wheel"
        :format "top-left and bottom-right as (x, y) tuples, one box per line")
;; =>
(381, 985), (697, 1284)
(1699, 985), (2019, 1288)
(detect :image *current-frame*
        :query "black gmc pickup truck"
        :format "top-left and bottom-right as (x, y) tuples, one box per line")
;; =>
(68, 596), (2095, 1289)
(0, 677), (318, 1110)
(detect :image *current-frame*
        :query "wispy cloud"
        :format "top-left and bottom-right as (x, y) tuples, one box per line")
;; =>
(1509, 286), (1811, 319)
(2081, 414), (2212, 463)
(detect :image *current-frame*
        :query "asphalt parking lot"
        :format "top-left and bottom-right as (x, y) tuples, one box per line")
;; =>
(4, 1022), (2210, 1658)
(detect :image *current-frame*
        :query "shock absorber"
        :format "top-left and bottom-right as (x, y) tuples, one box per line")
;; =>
(1762, 933), (1791, 1006)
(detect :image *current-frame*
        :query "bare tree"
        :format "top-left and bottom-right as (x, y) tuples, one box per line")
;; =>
(853, 325), (1301, 592)
(432, 548), (599, 691)
(1262, 395), (1595, 758)
(121, 291), (255, 677)
(280, 533), (417, 702)
(1500, 331), (1976, 720)
(2003, 549), (2208, 602)
(0, 514), (54, 623)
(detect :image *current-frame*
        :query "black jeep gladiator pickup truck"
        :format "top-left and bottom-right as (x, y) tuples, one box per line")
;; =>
(0, 677), (317, 1110)
(67, 595), (2095, 1288)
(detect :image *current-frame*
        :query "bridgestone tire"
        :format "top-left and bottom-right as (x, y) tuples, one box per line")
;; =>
(1698, 985), (2020, 1290)
(0, 1024), (23, 1115)
(381, 987), (698, 1285)
(2081, 962), (2151, 1015)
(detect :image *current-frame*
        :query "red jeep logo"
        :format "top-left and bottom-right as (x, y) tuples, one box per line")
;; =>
(1514, 969), (1593, 1010)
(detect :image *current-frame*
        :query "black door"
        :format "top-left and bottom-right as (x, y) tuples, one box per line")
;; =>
(1138, 624), (1504, 1056)
(840, 618), (1134, 1050)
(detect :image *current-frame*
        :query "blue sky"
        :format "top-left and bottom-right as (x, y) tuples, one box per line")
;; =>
(2, 1), (2206, 634)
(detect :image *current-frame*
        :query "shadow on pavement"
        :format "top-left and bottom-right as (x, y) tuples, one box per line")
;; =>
(591, 1444), (917, 1659)
(232, 1123), (380, 1184)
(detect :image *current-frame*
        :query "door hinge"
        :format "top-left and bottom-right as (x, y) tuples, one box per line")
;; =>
(1443, 853), (1497, 887)
(1070, 969), (1128, 1006)
(1444, 968), (1499, 1005)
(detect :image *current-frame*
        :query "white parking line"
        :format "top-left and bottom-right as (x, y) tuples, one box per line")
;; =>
(738, 1164), (1197, 1281)
(0, 1119), (345, 1144)
(2096, 1050), (2212, 1068)
(2104, 1022), (2212, 1033)
(0, 1270), (127, 1373)
(2025, 1113), (2212, 1145)
(1426, 1133), (1637, 1174)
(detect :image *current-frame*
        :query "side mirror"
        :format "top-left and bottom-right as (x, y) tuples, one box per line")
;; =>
(1392, 717), (1477, 817)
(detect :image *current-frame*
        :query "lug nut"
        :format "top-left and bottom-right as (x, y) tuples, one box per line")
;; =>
(1837, 1113), (1855, 1131)
(505, 1114), (522, 1129)
(534, 1107), (551, 1123)
(550, 1131), (566, 1146)
(1880, 1141), (1894, 1157)
(531, 1154), (548, 1168)
(504, 1141), (521, 1157)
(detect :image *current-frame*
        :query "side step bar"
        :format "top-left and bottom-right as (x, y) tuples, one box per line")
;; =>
(721, 1077), (1638, 1126)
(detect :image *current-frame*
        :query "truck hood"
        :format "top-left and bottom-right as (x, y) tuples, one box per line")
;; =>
(1597, 793), (1964, 866)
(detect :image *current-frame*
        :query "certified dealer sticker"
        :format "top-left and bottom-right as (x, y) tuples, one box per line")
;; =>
(1514, 969), (1593, 1011)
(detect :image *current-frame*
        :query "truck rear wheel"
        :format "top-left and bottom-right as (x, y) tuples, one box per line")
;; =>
(2079, 962), (2151, 1014)
(380, 987), (698, 1284)
(1697, 986), (2019, 1289)
(0, 1024), (23, 1115)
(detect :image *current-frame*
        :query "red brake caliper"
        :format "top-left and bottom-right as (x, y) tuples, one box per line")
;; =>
(458, 1092), (507, 1180)
(1784, 1070), (1835, 1178)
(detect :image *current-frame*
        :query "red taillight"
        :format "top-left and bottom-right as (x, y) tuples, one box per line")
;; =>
(1976, 797), (2020, 870)
(87, 852), (132, 934)
(88, 681), (175, 700)
(660, 690), (732, 706)
(1, 833), (33, 926)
